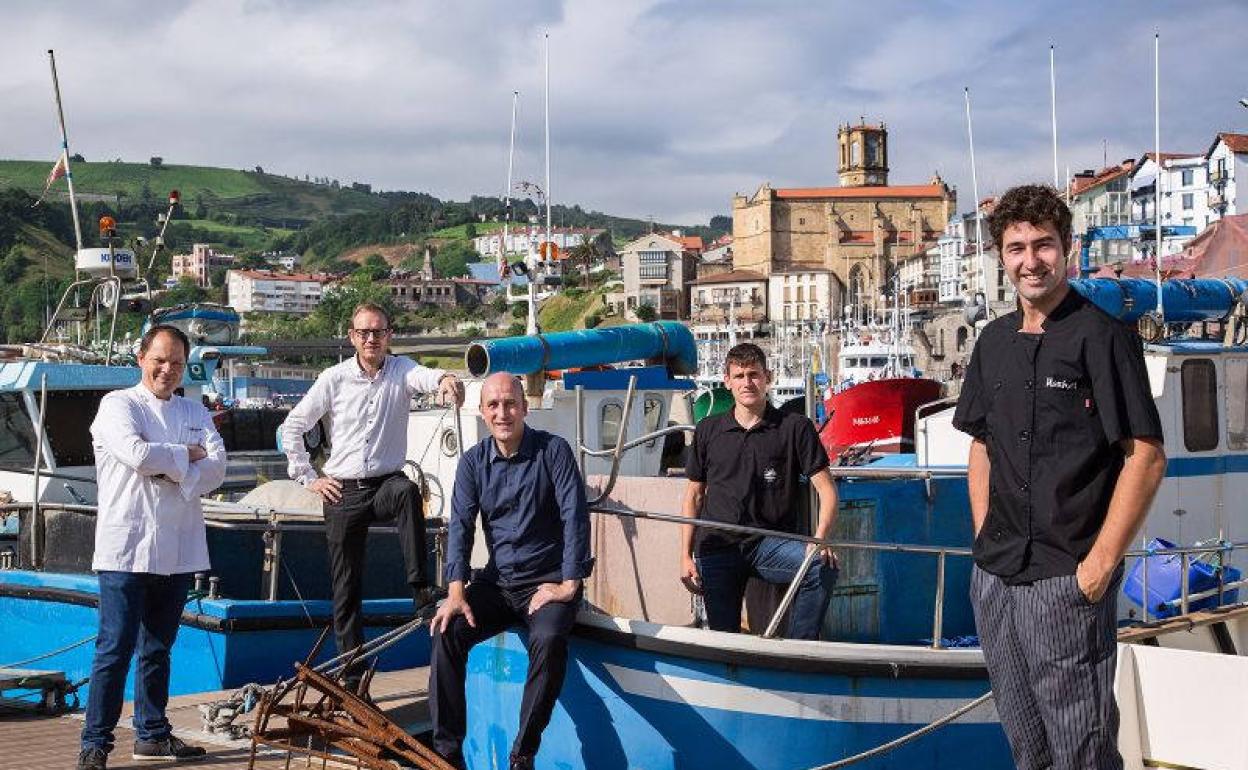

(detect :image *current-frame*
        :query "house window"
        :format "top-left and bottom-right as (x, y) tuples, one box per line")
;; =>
(1182, 358), (1218, 452)
(1182, 193), (1194, 210)
(799, 217), (806, 226)
(1181, 169), (1194, 187)
(643, 394), (664, 448)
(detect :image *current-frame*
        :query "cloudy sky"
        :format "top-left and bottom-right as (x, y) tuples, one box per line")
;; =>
(3, 1), (1246, 225)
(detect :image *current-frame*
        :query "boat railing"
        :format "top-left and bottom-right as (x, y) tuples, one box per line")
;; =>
(586, 500), (972, 648)
(0, 499), (447, 604)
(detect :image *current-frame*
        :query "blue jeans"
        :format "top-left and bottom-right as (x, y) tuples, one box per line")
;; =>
(697, 536), (836, 640)
(81, 571), (192, 752)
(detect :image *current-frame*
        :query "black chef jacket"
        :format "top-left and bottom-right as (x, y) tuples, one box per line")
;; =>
(687, 404), (830, 553)
(952, 288), (1163, 584)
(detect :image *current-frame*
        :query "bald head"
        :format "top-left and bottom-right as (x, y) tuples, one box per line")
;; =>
(480, 372), (524, 406)
(480, 372), (528, 452)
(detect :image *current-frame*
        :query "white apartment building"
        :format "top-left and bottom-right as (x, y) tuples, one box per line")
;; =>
(1069, 160), (1135, 268)
(937, 216), (965, 304)
(1207, 133), (1248, 222)
(226, 270), (327, 315)
(618, 233), (698, 320)
(1129, 152), (1209, 258)
(472, 226), (602, 258)
(171, 244), (236, 289)
(767, 269), (839, 326)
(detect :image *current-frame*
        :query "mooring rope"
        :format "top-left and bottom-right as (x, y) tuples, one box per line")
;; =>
(804, 690), (996, 770)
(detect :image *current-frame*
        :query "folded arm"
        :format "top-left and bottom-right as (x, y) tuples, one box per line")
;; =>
(92, 396), (189, 481)
(177, 408), (229, 500)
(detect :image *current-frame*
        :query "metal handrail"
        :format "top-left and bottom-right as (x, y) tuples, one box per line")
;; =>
(585, 375), (637, 506)
(763, 545), (821, 639)
(579, 424), (694, 459)
(589, 503), (969, 648)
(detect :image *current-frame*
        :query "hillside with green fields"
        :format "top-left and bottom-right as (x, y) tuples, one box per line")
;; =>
(0, 159), (385, 227)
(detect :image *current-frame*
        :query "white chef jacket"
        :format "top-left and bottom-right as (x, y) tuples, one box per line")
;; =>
(90, 384), (227, 574)
(280, 355), (444, 486)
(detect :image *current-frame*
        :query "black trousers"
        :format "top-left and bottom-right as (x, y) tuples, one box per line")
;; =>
(430, 580), (580, 764)
(324, 473), (427, 674)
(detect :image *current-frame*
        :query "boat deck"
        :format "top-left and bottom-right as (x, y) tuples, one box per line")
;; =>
(0, 667), (433, 770)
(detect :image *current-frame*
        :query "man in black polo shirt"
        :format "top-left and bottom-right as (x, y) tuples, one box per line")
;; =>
(680, 342), (838, 639)
(953, 185), (1166, 769)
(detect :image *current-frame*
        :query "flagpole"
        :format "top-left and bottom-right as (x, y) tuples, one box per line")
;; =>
(964, 88), (985, 284)
(1154, 33), (1163, 320)
(1050, 45), (1060, 189)
(48, 50), (83, 252)
(501, 90), (518, 284)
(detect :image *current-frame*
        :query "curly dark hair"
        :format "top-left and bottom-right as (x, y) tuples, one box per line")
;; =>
(724, 342), (769, 373)
(987, 184), (1072, 251)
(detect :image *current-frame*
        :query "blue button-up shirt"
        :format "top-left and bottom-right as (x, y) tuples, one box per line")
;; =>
(445, 426), (593, 587)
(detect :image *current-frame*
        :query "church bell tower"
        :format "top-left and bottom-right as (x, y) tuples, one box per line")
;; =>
(838, 121), (889, 187)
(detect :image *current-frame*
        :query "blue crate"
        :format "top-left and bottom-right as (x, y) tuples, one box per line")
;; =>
(1123, 538), (1241, 618)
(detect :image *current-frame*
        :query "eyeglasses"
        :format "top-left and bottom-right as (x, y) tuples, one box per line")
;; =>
(351, 328), (391, 340)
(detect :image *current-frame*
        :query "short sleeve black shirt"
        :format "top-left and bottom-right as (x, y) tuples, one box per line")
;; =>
(687, 405), (830, 553)
(952, 288), (1164, 584)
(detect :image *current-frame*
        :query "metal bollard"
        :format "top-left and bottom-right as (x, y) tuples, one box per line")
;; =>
(194, 572), (207, 594)
(208, 576), (221, 600)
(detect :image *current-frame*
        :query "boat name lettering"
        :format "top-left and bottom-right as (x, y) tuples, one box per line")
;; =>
(852, 415), (881, 426)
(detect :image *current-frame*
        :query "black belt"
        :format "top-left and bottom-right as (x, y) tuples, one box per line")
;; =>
(338, 471), (404, 489)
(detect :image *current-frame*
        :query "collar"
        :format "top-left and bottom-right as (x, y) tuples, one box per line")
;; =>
(135, 382), (175, 405)
(726, 404), (782, 432)
(354, 353), (388, 379)
(1008, 284), (1084, 333)
(488, 424), (535, 462)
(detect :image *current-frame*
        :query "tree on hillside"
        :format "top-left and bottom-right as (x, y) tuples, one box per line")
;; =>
(432, 241), (476, 278)
(159, 277), (208, 308)
(356, 253), (390, 281)
(300, 273), (397, 337)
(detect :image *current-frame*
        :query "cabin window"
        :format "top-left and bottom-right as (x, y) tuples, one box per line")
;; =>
(1226, 358), (1248, 450)
(643, 394), (664, 448)
(0, 392), (38, 470)
(1181, 359), (1219, 452)
(600, 401), (624, 450)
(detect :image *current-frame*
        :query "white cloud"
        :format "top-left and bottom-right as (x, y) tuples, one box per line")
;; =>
(1, 0), (1246, 223)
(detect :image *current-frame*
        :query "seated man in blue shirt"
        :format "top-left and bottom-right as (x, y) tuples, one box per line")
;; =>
(429, 372), (593, 770)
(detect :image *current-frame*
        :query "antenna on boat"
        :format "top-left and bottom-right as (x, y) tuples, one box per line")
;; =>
(1049, 44), (1060, 189)
(528, 31), (551, 338)
(963, 88), (985, 291)
(1153, 32), (1164, 323)
(47, 50), (83, 252)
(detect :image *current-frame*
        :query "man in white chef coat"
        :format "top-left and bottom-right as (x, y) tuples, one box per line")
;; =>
(77, 325), (227, 770)
(280, 302), (464, 693)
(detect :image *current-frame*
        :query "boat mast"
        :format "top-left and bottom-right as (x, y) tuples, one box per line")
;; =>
(1153, 33), (1164, 322)
(47, 50), (83, 252)
(502, 90), (518, 285)
(963, 88), (985, 298)
(1050, 45), (1060, 189)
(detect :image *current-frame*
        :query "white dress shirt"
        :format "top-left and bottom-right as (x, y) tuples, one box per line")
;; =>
(280, 355), (445, 485)
(91, 384), (228, 574)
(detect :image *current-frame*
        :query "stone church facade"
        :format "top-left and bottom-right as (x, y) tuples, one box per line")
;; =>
(731, 122), (956, 322)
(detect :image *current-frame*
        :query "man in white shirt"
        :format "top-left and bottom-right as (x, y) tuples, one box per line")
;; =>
(78, 325), (227, 770)
(280, 302), (464, 692)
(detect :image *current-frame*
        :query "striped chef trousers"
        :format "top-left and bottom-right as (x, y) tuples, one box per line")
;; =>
(970, 563), (1123, 770)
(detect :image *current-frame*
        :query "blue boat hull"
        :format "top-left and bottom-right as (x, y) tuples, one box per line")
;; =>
(0, 571), (430, 701)
(460, 615), (1011, 770)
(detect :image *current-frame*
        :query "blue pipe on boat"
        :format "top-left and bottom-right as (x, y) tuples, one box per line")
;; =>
(1070, 277), (1248, 324)
(465, 321), (697, 377)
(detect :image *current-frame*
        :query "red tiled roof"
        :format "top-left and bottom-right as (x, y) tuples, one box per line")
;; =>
(1143, 151), (1198, 163)
(1218, 133), (1248, 154)
(1069, 161), (1135, 197)
(677, 235), (704, 251)
(774, 184), (947, 199)
(689, 269), (766, 285)
(231, 269), (330, 282)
